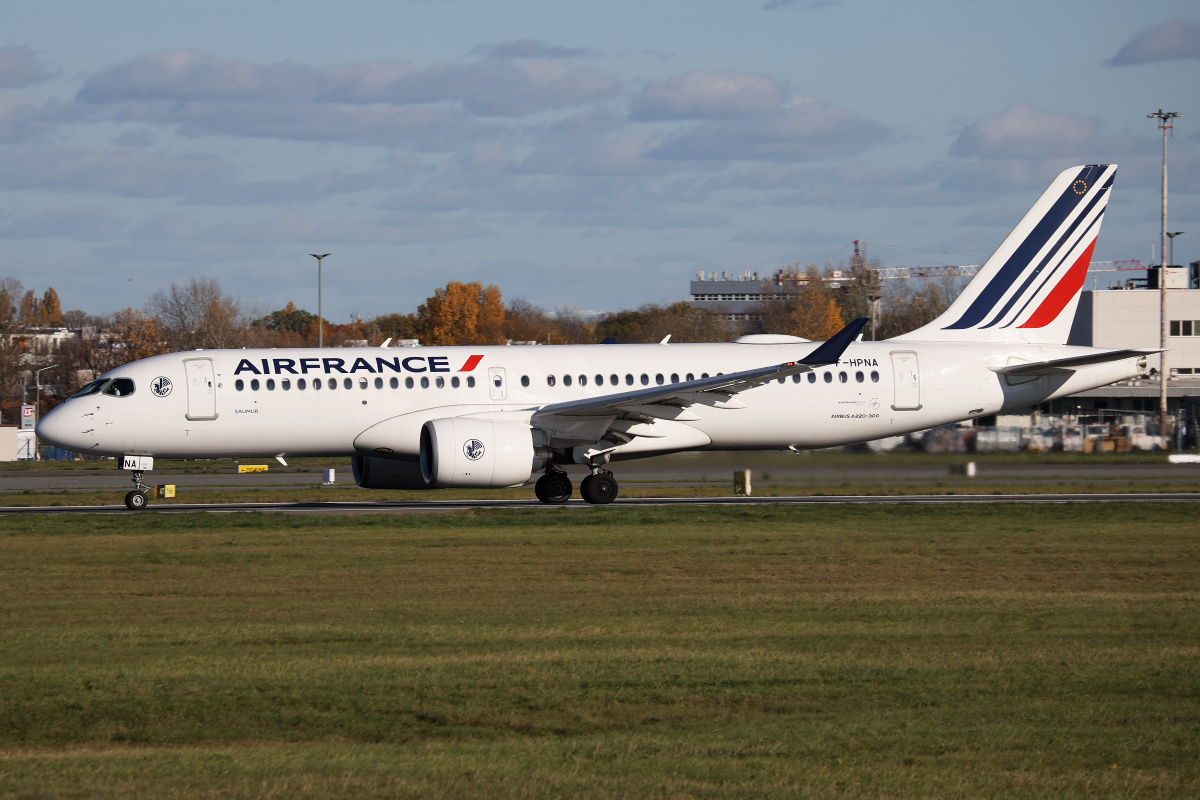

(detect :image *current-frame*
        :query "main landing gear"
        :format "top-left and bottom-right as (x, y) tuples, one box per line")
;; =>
(125, 470), (150, 511)
(534, 466), (619, 505)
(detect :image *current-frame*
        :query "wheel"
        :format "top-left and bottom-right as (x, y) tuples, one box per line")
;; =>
(124, 490), (149, 510)
(535, 472), (572, 504)
(580, 473), (618, 505)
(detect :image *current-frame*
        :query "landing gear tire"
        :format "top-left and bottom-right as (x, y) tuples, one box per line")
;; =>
(535, 471), (573, 504)
(580, 472), (618, 505)
(125, 489), (149, 511)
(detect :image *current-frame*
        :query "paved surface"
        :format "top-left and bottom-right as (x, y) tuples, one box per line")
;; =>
(3, 457), (1199, 492)
(0, 493), (1197, 516)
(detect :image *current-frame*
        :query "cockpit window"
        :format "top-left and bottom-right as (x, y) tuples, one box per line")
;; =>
(71, 379), (110, 399)
(102, 378), (136, 397)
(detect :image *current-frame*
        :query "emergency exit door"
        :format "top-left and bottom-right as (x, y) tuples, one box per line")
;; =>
(184, 358), (217, 420)
(890, 351), (921, 411)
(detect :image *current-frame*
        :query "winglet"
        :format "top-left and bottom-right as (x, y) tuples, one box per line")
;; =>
(798, 318), (869, 366)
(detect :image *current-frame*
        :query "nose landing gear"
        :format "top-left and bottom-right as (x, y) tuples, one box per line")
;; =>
(125, 470), (150, 511)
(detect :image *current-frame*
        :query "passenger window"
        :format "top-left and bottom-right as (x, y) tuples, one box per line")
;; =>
(451, 376), (460, 388)
(467, 376), (475, 388)
(839, 372), (848, 383)
(777, 377), (785, 384)
(563, 374), (572, 387)
(701, 373), (709, 379)
(579, 375), (587, 386)
(406, 377), (414, 389)
(344, 378), (352, 390)
(625, 374), (634, 386)
(266, 378), (275, 391)
(250, 379), (260, 391)
(823, 372), (833, 384)
(235, 379), (245, 392)
(655, 374), (664, 385)
(374, 377), (382, 389)
(313, 379), (322, 390)
(547, 375), (557, 387)
(521, 375), (530, 387)
(103, 378), (136, 397)
(808, 373), (816, 384)
(640, 374), (649, 385)
(435, 377), (445, 389)
(595, 374), (603, 386)
(871, 371), (880, 383)
(282, 379), (291, 391)
(420, 377), (429, 388)
(686, 373), (694, 381)
(389, 377), (398, 389)
(328, 378), (336, 390)
(671, 373), (679, 383)
(298, 378), (307, 390)
(792, 374), (801, 383)
(855, 371), (864, 383)
(610, 374), (619, 386)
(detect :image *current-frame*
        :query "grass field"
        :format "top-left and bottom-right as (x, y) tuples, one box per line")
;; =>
(2, 504), (1199, 798)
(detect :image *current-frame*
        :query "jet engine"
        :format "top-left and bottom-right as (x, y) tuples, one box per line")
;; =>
(351, 454), (428, 490)
(420, 417), (545, 488)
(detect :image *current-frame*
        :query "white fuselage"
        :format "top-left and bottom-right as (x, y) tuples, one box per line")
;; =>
(38, 340), (1142, 461)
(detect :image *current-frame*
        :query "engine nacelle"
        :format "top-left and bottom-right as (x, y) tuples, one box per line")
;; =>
(420, 417), (542, 488)
(351, 455), (428, 490)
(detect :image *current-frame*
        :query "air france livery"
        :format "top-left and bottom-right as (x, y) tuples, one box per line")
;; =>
(38, 165), (1154, 509)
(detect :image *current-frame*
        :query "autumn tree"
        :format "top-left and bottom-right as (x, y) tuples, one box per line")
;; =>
(41, 288), (63, 327)
(371, 312), (424, 344)
(417, 281), (506, 346)
(754, 265), (844, 340)
(111, 309), (166, 363)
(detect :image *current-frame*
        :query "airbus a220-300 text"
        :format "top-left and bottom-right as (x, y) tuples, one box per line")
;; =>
(38, 164), (1154, 509)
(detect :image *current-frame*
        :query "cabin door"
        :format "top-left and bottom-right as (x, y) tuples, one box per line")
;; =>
(184, 358), (217, 420)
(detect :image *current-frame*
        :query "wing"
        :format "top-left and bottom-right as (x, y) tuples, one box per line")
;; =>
(990, 348), (1158, 376)
(530, 319), (867, 452)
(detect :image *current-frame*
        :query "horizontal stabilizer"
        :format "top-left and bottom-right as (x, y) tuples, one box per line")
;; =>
(990, 348), (1158, 376)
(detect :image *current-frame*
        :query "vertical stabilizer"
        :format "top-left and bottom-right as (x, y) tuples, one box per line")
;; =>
(893, 164), (1116, 344)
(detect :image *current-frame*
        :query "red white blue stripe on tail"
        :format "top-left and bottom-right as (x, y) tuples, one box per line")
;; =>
(893, 164), (1116, 345)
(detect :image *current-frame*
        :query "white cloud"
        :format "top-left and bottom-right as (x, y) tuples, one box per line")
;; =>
(1107, 18), (1200, 66)
(472, 40), (591, 59)
(0, 205), (127, 240)
(950, 102), (1104, 160)
(0, 46), (54, 88)
(77, 49), (619, 135)
(631, 71), (786, 120)
(650, 96), (891, 162)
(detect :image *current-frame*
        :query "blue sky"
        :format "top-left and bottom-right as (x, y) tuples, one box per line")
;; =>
(2, 0), (1198, 321)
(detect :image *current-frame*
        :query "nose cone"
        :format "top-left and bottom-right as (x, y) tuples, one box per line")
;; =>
(36, 404), (76, 450)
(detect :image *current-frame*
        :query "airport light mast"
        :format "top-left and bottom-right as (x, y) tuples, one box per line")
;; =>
(310, 253), (330, 349)
(1148, 109), (1180, 440)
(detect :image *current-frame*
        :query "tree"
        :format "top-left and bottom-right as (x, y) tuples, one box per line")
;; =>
(110, 309), (166, 363)
(17, 290), (40, 328)
(371, 312), (423, 343)
(753, 264), (844, 340)
(417, 281), (506, 346)
(146, 277), (250, 350)
(41, 288), (63, 327)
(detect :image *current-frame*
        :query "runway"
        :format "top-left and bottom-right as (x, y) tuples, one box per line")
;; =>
(0, 492), (1197, 515)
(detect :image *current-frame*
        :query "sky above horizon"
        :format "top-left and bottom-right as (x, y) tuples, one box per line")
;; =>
(2, 0), (1198, 322)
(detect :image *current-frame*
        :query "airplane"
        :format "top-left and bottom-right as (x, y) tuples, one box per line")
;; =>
(37, 163), (1155, 510)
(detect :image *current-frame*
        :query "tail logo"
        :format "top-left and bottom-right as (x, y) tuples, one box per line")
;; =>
(1072, 180), (1088, 195)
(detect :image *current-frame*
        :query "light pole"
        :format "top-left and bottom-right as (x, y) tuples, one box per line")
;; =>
(1167, 231), (1184, 268)
(310, 253), (330, 349)
(34, 364), (58, 456)
(1149, 109), (1181, 439)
